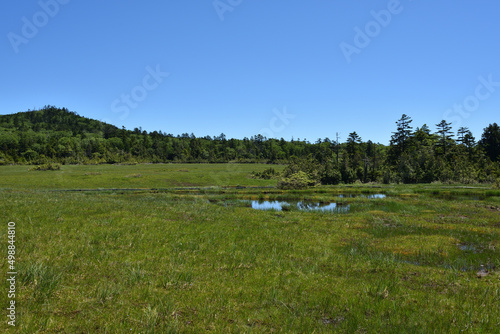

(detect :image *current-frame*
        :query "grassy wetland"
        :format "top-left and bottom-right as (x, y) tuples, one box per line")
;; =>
(1, 164), (499, 333)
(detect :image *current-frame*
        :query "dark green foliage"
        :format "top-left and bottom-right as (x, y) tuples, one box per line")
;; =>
(1, 106), (499, 184)
(252, 167), (277, 179)
(277, 171), (319, 189)
(493, 177), (500, 189)
(321, 162), (342, 185)
(0, 106), (300, 164)
(346, 131), (362, 157)
(281, 155), (321, 181)
(390, 114), (413, 155)
(277, 155), (328, 188)
(479, 123), (500, 162)
(435, 119), (453, 155)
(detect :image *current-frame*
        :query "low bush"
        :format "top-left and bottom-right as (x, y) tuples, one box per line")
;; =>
(251, 167), (277, 180)
(277, 171), (319, 190)
(29, 163), (61, 171)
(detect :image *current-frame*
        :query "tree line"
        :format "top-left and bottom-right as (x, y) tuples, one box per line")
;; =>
(0, 106), (499, 184)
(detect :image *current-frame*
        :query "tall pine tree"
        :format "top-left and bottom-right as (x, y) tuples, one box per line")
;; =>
(390, 114), (413, 154)
(435, 120), (453, 155)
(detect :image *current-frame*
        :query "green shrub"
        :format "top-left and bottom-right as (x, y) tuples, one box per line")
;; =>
(29, 163), (61, 171)
(493, 178), (500, 189)
(251, 167), (277, 179)
(277, 171), (319, 190)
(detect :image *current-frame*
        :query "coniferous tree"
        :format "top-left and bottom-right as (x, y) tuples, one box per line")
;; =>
(456, 127), (475, 159)
(435, 120), (453, 155)
(463, 131), (476, 159)
(412, 124), (435, 147)
(346, 132), (361, 156)
(390, 114), (413, 155)
(479, 123), (500, 162)
(457, 127), (469, 145)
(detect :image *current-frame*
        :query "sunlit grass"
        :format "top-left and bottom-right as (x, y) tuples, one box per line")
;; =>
(0, 163), (285, 190)
(0, 164), (499, 332)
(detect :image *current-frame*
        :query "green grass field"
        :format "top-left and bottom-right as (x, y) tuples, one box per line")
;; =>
(1, 164), (499, 333)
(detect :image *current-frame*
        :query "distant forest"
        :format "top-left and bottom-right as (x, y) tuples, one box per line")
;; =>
(1, 106), (499, 184)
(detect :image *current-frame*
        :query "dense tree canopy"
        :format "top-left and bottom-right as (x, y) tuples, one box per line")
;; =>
(0, 106), (499, 184)
(479, 123), (500, 162)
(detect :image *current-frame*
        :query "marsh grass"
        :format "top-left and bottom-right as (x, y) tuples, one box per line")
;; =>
(0, 164), (499, 332)
(17, 262), (62, 302)
(0, 164), (285, 190)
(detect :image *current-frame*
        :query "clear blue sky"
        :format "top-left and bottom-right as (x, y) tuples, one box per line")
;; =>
(1, 0), (499, 144)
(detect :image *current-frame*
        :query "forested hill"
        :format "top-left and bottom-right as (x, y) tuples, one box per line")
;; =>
(0, 106), (119, 135)
(0, 105), (337, 165)
(1, 106), (499, 184)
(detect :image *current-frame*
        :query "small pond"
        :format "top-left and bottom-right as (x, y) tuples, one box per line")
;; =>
(250, 200), (350, 213)
(209, 193), (387, 213)
(248, 194), (387, 213)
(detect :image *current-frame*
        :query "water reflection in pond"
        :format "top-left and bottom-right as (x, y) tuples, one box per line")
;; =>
(250, 200), (350, 213)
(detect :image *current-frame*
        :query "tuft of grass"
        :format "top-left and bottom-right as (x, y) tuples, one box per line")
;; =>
(94, 283), (120, 305)
(124, 263), (146, 285)
(18, 262), (62, 301)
